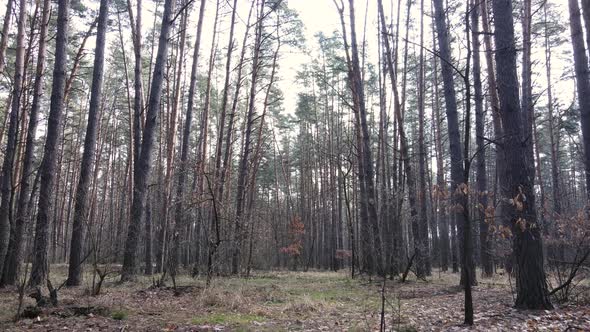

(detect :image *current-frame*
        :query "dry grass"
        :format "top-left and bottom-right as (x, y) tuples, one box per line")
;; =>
(0, 267), (588, 331)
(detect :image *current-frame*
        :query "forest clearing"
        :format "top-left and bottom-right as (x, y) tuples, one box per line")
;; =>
(0, 268), (588, 331)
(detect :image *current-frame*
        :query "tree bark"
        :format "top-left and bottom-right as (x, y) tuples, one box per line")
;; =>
(171, 0), (206, 276)
(1, 0), (50, 286)
(481, 0), (503, 216)
(233, 0), (266, 275)
(433, 0), (475, 286)
(160, 6), (186, 277)
(544, 4), (560, 218)
(471, 0), (492, 278)
(416, 0), (430, 277)
(0, 0), (14, 75)
(66, 0), (109, 286)
(121, 0), (176, 281)
(377, 0), (419, 277)
(0, 0), (26, 276)
(430, 9), (449, 272)
(494, 0), (552, 310)
(521, 0), (535, 179)
(29, 0), (71, 286)
(571, 0), (590, 201)
(129, 0), (144, 169)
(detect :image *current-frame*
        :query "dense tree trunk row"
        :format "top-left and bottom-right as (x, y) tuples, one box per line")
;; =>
(0, 0), (588, 320)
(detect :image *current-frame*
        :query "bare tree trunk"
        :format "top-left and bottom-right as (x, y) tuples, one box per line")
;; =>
(1, 0), (50, 286)
(217, 2), (255, 211)
(494, 0), (552, 310)
(121, 0), (176, 281)
(433, 0), (475, 286)
(209, 0), (240, 275)
(0, 0), (14, 75)
(481, 0), (503, 213)
(171, 0), (206, 276)
(581, 0), (590, 58)
(128, 0), (144, 169)
(66, 0), (109, 286)
(571, 0), (590, 201)
(349, 0), (383, 275)
(430, 8), (449, 272)
(544, 4), (561, 220)
(245, 19), (281, 275)
(161, 7), (187, 277)
(521, 0), (535, 179)
(198, 0), (220, 279)
(416, 0), (430, 277)
(213, 0), (238, 186)
(233, 0), (266, 275)
(0, 0), (26, 275)
(29, 0), (70, 286)
(377, 0), (419, 277)
(471, 0), (492, 278)
(461, 2), (474, 323)
(144, 195), (153, 275)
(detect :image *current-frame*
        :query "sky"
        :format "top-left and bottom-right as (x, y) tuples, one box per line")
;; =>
(281, 0), (377, 112)
(280, 0), (345, 112)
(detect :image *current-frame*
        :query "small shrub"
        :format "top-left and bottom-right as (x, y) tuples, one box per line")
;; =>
(111, 310), (128, 320)
(21, 306), (42, 319)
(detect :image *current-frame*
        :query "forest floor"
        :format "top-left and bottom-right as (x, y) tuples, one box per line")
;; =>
(0, 265), (589, 331)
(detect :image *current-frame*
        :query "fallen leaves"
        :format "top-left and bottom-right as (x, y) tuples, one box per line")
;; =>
(0, 271), (588, 331)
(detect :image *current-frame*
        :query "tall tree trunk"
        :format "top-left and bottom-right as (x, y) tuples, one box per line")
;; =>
(570, 0), (590, 202)
(335, 0), (384, 275)
(218, 2), (255, 208)
(481, 0), (503, 215)
(213, 0), (238, 186)
(348, 0), (383, 275)
(233, 0), (266, 275)
(430, 8), (449, 272)
(171, 0), (206, 276)
(471, 0), (492, 278)
(1, 0), (50, 286)
(210, 0), (239, 274)
(433, 0), (475, 286)
(0, 0), (14, 75)
(581, 0), (590, 57)
(160, 7), (186, 277)
(121, 0), (176, 281)
(377, 0), (419, 277)
(376, 21), (392, 276)
(29, 0), (70, 286)
(461, 2), (474, 323)
(521, 0), (535, 180)
(416, 0), (430, 277)
(544, 4), (561, 219)
(127, 0), (144, 174)
(0, 0), (26, 275)
(144, 195), (153, 274)
(198, 0), (220, 280)
(66, 0), (108, 286)
(494, 0), (552, 310)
